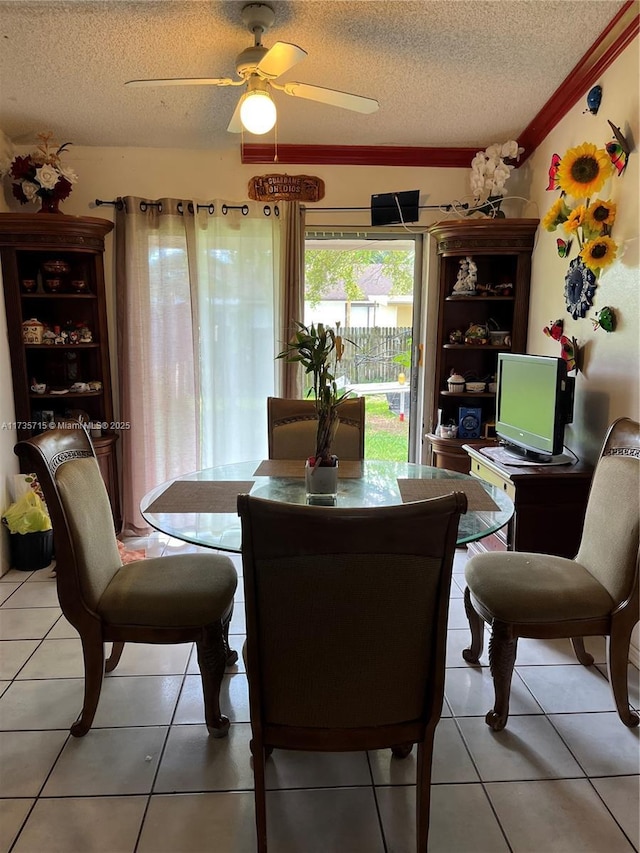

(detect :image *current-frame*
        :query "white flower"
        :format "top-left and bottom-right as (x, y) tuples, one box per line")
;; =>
(35, 163), (59, 190)
(22, 181), (39, 200)
(501, 140), (523, 160)
(60, 166), (78, 184)
(485, 143), (502, 160)
(471, 153), (487, 171)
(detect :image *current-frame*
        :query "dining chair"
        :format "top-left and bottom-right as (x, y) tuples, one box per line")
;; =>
(238, 490), (468, 852)
(266, 395), (365, 460)
(15, 425), (238, 737)
(463, 416), (639, 730)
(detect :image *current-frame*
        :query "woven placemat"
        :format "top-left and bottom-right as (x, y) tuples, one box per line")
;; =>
(145, 480), (255, 514)
(253, 459), (363, 479)
(396, 478), (499, 511)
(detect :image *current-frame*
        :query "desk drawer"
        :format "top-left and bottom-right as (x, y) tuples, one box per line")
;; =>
(470, 459), (516, 500)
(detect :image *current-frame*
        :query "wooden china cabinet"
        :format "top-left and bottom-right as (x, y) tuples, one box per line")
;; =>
(0, 213), (121, 530)
(426, 219), (539, 473)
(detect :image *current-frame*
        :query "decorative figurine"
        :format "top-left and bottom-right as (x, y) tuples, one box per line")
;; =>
(452, 256), (477, 295)
(546, 153), (561, 190)
(592, 306), (616, 332)
(583, 85), (602, 115)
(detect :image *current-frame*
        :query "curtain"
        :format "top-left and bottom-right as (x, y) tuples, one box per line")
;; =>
(115, 197), (304, 533)
(278, 201), (304, 398)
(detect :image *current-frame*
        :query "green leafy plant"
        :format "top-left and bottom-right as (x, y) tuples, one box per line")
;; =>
(277, 321), (351, 466)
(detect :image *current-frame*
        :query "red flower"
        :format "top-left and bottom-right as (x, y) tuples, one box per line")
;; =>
(9, 155), (35, 180)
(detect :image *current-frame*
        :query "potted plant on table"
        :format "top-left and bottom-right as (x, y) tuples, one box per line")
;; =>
(277, 321), (351, 495)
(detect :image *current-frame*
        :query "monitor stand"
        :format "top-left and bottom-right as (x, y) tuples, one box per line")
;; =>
(499, 444), (574, 466)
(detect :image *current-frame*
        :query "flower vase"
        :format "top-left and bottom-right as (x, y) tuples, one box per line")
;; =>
(305, 458), (339, 502)
(38, 196), (61, 214)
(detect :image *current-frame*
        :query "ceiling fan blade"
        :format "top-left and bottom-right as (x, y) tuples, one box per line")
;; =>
(125, 77), (241, 87)
(227, 96), (244, 133)
(278, 81), (379, 114)
(256, 42), (307, 79)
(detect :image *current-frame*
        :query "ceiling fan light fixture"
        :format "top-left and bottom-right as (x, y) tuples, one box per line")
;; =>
(240, 88), (277, 135)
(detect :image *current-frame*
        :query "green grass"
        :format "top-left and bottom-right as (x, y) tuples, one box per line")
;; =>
(363, 395), (408, 461)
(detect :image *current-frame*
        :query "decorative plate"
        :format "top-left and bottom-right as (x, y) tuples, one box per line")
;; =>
(564, 258), (597, 320)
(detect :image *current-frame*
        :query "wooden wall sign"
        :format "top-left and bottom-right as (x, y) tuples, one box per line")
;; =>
(248, 174), (325, 202)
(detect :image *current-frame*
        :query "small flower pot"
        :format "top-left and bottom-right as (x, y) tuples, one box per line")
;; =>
(305, 458), (338, 499)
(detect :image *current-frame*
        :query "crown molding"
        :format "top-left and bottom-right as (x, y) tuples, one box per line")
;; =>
(241, 1), (639, 167)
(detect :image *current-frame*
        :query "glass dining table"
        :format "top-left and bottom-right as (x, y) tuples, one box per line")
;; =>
(140, 459), (514, 554)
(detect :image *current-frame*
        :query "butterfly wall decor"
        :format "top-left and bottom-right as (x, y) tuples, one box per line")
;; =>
(606, 120), (631, 176)
(556, 238), (572, 258)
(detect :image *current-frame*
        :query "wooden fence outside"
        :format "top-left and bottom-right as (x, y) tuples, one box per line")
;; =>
(338, 326), (412, 385)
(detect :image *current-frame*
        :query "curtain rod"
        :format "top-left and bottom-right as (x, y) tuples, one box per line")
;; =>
(95, 199), (464, 213)
(94, 199), (253, 212)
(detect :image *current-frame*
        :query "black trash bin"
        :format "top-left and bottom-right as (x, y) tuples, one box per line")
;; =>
(8, 529), (54, 571)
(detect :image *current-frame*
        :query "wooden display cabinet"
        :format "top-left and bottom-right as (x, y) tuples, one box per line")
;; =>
(426, 219), (539, 473)
(0, 213), (121, 530)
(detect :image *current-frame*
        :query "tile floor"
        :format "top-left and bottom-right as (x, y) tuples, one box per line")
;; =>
(0, 539), (638, 853)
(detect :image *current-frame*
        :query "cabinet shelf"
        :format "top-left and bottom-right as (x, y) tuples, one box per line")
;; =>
(22, 292), (97, 299)
(25, 343), (100, 349)
(443, 344), (510, 350)
(1, 212), (121, 530)
(440, 391), (496, 398)
(30, 390), (103, 400)
(445, 295), (514, 302)
(426, 218), (538, 474)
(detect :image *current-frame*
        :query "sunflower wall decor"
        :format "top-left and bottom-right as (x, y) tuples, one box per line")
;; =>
(542, 140), (619, 320)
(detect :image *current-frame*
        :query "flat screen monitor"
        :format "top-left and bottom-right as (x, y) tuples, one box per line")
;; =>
(495, 353), (575, 464)
(370, 190), (420, 226)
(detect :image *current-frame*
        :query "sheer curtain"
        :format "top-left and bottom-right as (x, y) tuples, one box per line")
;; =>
(115, 197), (302, 533)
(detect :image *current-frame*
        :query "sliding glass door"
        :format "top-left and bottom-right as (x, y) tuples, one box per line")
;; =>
(304, 232), (424, 462)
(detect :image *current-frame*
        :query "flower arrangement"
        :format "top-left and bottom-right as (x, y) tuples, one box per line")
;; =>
(542, 142), (617, 276)
(277, 321), (350, 467)
(9, 132), (77, 211)
(469, 140), (524, 215)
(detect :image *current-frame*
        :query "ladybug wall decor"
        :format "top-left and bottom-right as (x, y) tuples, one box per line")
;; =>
(592, 306), (616, 333)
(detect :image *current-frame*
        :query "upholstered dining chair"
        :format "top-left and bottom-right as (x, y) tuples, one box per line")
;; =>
(267, 395), (365, 460)
(15, 426), (238, 737)
(463, 416), (639, 731)
(238, 491), (467, 852)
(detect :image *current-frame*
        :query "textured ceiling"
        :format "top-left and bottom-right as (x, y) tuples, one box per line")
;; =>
(0, 0), (627, 152)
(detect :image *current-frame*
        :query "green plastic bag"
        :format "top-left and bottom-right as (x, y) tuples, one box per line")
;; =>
(2, 491), (52, 535)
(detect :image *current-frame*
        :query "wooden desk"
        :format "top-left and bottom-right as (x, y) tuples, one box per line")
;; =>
(463, 444), (593, 558)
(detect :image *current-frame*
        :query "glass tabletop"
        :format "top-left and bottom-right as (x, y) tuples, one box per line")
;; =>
(141, 460), (513, 554)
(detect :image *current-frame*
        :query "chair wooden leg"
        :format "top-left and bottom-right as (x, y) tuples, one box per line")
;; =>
(570, 637), (594, 666)
(250, 738), (268, 853)
(222, 604), (238, 666)
(607, 628), (640, 727)
(197, 622), (230, 738)
(486, 621), (518, 732)
(462, 586), (484, 664)
(415, 729), (436, 852)
(391, 743), (413, 758)
(105, 641), (125, 673)
(71, 636), (105, 737)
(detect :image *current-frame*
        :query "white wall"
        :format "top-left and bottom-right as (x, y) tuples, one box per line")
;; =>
(0, 266), (18, 574)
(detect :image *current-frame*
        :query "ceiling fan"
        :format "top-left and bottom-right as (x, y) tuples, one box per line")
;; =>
(125, 3), (379, 135)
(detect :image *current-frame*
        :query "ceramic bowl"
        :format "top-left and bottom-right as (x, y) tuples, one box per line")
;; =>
(42, 259), (70, 275)
(465, 381), (486, 393)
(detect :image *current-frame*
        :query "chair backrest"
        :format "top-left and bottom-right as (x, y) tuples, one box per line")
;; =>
(14, 426), (121, 628)
(267, 396), (365, 460)
(576, 417), (639, 604)
(238, 492), (466, 737)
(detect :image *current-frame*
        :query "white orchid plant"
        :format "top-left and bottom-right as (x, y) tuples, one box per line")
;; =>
(470, 140), (524, 213)
(9, 132), (77, 207)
